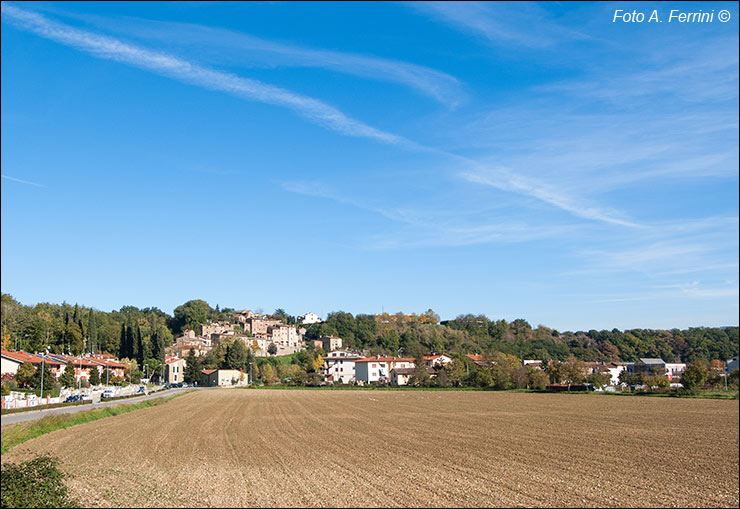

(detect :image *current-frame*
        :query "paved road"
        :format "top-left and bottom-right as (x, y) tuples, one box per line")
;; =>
(1, 387), (194, 427)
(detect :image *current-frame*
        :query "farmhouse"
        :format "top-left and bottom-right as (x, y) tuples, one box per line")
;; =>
(200, 369), (248, 387)
(390, 367), (414, 386)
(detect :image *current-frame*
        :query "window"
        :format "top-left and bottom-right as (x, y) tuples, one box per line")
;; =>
(372, 364), (377, 368)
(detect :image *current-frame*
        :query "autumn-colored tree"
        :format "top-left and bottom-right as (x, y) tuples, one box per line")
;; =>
(261, 363), (278, 385)
(15, 363), (35, 388)
(311, 353), (324, 373)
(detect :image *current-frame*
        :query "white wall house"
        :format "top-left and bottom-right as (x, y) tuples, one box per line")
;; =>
(298, 312), (322, 324)
(423, 354), (452, 367)
(355, 356), (415, 384)
(323, 350), (361, 384)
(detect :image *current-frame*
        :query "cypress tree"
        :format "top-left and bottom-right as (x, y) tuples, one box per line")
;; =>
(119, 323), (127, 360)
(89, 364), (100, 385)
(126, 323), (135, 360)
(87, 309), (97, 354)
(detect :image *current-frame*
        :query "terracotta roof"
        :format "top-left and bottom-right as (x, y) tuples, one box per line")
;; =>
(201, 369), (217, 375)
(392, 367), (415, 375)
(2, 349), (64, 366)
(466, 354), (484, 362)
(355, 356), (416, 363)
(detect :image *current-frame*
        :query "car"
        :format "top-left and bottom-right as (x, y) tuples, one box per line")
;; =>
(65, 395), (80, 403)
(137, 386), (146, 393)
(102, 389), (115, 398)
(79, 394), (91, 401)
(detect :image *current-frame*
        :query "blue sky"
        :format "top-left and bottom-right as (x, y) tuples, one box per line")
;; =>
(1, 1), (738, 331)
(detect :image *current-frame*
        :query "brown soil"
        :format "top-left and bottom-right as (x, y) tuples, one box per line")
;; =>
(2, 390), (738, 507)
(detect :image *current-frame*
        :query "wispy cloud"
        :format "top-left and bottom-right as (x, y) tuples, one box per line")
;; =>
(59, 14), (466, 107)
(1, 174), (46, 187)
(1, 2), (412, 147)
(408, 1), (588, 49)
(459, 167), (642, 228)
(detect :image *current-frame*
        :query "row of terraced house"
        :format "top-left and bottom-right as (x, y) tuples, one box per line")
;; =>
(1, 349), (127, 383)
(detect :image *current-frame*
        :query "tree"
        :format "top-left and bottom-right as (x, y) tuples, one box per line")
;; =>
(473, 367), (493, 388)
(409, 350), (430, 387)
(88, 365), (100, 386)
(267, 343), (278, 356)
(171, 300), (212, 334)
(184, 349), (202, 384)
(60, 363), (76, 388)
(15, 363), (35, 388)
(261, 363), (278, 385)
(87, 309), (97, 354)
(31, 362), (53, 390)
(681, 361), (708, 393)
(226, 340), (248, 370)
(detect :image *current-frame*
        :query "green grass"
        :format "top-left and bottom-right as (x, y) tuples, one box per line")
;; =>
(1, 391), (192, 454)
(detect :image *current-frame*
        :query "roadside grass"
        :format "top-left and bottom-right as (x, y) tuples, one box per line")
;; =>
(1, 391), (191, 454)
(1, 400), (92, 416)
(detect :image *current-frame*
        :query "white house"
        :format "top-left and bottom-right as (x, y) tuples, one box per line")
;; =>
(323, 350), (362, 384)
(298, 312), (322, 324)
(355, 356), (415, 384)
(391, 367), (415, 386)
(423, 354), (452, 367)
(164, 355), (186, 384)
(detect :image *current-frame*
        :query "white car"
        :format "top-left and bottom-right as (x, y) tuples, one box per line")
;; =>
(80, 394), (92, 401)
(102, 389), (115, 398)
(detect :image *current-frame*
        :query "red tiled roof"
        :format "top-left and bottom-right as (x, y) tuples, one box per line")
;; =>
(355, 356), (416, 363)
(201, 369), (217, 375)
(1, 349), (64, 366)
(466, 354), (484, 361)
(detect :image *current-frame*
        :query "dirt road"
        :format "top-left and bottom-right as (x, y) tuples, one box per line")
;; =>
(2, 389), (738, 507)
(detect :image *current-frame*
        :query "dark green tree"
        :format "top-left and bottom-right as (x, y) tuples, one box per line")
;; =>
(681, 361), (709, 393)
(267, 343), (278, 356)
(87, 309), (97, 354)
(59, 362), (76, 388)
(184, 348), (202, 384)
(88, 365), (100, 386)
(226, 340), (248, 370)
(31, 362), (54, 390)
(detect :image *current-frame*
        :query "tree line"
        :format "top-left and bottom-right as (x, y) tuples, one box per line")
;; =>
(2, 294), (737, 367)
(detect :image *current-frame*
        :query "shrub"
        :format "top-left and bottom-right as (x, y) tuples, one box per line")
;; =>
(0, 455), (77, 508)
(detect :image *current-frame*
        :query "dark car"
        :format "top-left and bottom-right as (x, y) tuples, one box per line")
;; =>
(65, 395), (80, 403)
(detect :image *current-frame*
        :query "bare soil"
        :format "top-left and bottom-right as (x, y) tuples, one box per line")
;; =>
(2, 389), (738, 507)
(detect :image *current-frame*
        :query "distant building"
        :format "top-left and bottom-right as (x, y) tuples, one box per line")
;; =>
(391, 367), (415, 386)
(298, 312), (322, 325)
(164, 356), (186, 384)
(627, 358), (686, 381)
(423, 354), (452, 367)
(355, 356), (415, 384)
(200, 369), (248, 387)
(324, 350), (362, 384)
(320, 336), (343, 351)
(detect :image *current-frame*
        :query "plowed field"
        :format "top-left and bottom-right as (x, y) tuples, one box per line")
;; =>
(2, 389), (738, 507)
